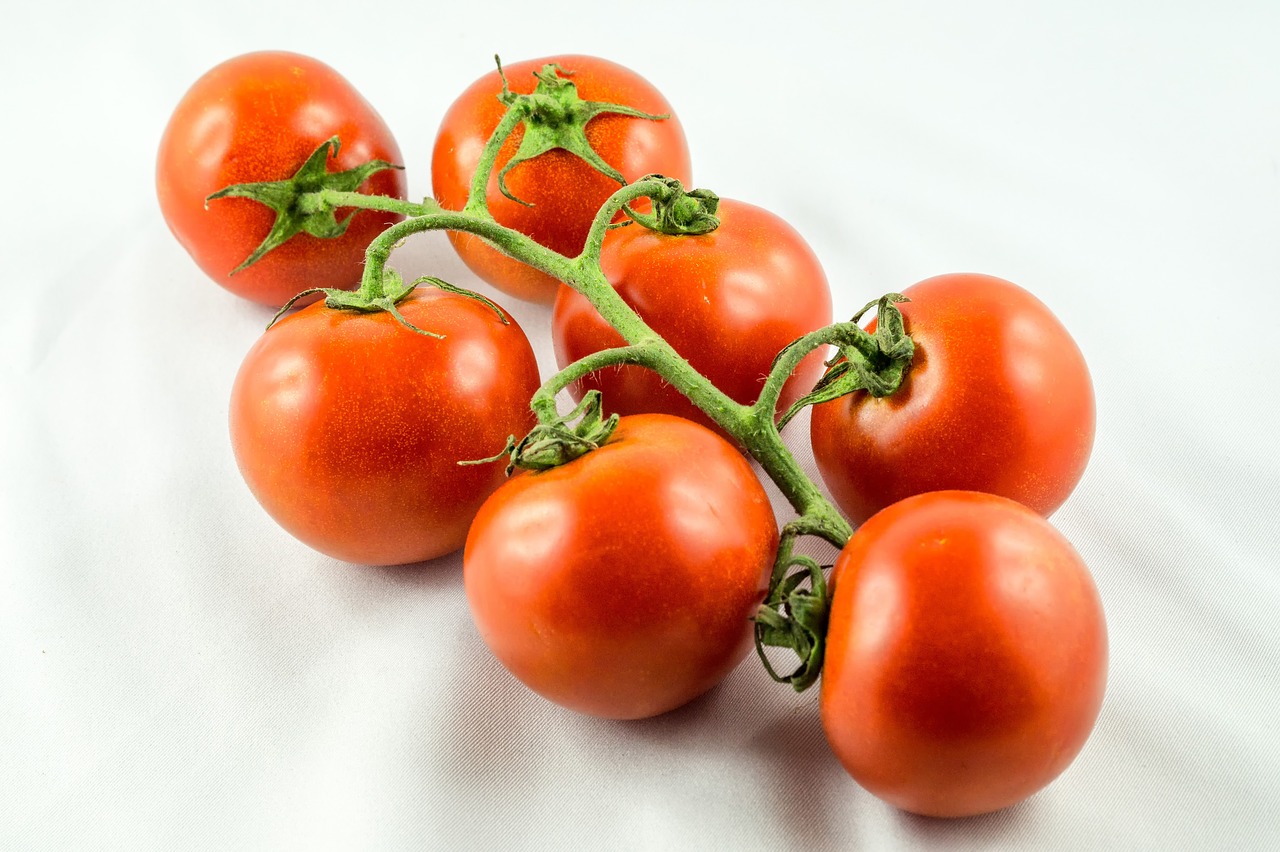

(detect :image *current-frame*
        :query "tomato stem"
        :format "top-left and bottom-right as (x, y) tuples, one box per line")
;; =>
(318, 190), (440, 219)
(463, 105), (525, 218)
(528, 344), (661, 423)
(321, 176), (857, 552)
(757, 321), (873, 429)
(772, 295), (915, 430)
(217, 70), (910, 690)
(576, 179), (672, 268)
(355, 209), (573, 299)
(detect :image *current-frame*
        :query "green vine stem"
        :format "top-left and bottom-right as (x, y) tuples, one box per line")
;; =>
(464, 104), (525, 217)
(321, 167), (852, 692)
(527, 343), (662, 423)
(211, 67), (924, 689)
(321, 176), (856, 688)
(297, 189), (438, 220)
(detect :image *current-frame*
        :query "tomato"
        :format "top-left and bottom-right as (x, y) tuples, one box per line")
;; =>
(552, 199), (833, 432)
(157, 51), (407, 307)
(432, 55), (692, 304)
(810, 273), (1095, 524)
(821, 490), (1107, 817)
(463, 414), (779, 719)
(229, 288), (540, 566)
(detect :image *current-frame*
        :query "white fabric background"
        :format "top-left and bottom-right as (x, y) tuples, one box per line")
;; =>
(3, 1), (1278, 848)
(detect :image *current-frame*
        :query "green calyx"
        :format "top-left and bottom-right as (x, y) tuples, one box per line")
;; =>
(267, 274), (508, 338)
(622, 176), (720, 235)
(466, 391), (618, 476)
(777, 293), (915, 430)
(753, 533), (831, 692)
(493, 58), (670, 207)
(206, 136), (403, 275)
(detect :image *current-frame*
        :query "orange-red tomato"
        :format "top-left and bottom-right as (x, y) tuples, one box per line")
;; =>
(157, 51), (406, 306)
(229, 288), (540, 566)
(821, 491), (1108, 817)
(811, 273), (1095, 523)
(431, 55), (692, 304)
(552, 199), (833, 434)
(463, 414), (779, 719)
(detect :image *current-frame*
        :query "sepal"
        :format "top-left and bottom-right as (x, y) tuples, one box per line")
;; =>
(206, 136), (403, 274)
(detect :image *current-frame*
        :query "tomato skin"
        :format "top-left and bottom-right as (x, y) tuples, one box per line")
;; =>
(811, 273), (1095, 523)
(552, 199), (833, 433)
(463, 414), (779, 719)
(157, 51), (407, 307)
(228, 289), (540, 566)
(821, 491), (1108, 818)
(432, 55), (692, 304)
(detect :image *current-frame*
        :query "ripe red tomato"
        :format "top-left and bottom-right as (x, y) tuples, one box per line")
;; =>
(810, 273), (1095, 524)
(229, 288), (540, 566)
(157, 51), (407, 307)
(432, 55), (692, 304)
(552, 199), (833, 432)
(463, 414), (779, 719)
(821, 490), (1108, 818)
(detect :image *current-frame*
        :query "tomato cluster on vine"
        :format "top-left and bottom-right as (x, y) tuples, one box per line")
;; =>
(157, 50), (1107, 820)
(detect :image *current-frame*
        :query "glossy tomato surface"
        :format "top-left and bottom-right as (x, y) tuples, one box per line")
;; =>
(157, 51), (407, 306)
(811, 273), (1095, 524)
(432, 55), (691, 303)
(821, 491), (1108, 818)
(463, 414), (779, 719)
(552, 199), (832, 433)
(229, 288), (540, 566)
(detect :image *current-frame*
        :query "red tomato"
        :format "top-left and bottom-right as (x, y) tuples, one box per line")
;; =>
(810, 273), (1095, 523)
(432, 55), (691, 304)
(229, 288), (540, 566)
(552, 199), (833, 432)
(821, 490), (1108, 818)
(157, 51), (407, 306)
(463, 414), (779, 719)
